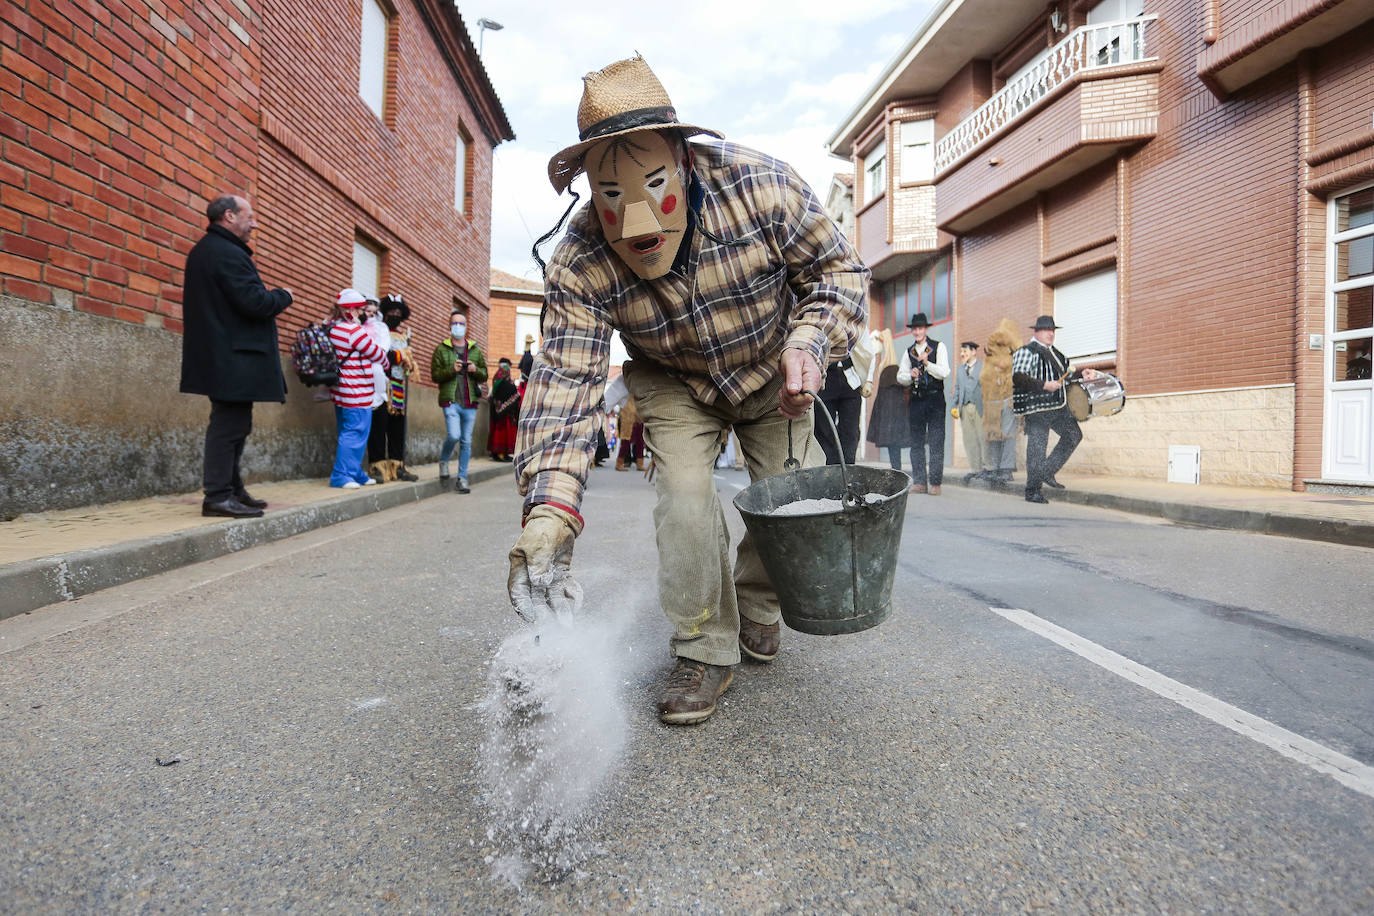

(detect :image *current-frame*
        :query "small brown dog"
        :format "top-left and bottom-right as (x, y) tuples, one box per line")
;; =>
(368, 458), (403, 482)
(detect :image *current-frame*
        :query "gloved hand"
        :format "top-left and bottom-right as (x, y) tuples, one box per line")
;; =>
(507, 503), (583, 623)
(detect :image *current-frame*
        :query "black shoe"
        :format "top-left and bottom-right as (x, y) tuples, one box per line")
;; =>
(1044, 476), (1065, 489)
(202, 497), (264, 518)
(1025, 491), (1048, 504)
(234, 491), (268, 510)
(397, 466), (419, 482)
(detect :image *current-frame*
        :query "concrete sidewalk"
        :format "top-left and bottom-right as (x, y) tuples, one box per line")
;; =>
(0, 459), (513, 620)
(939, 467), (1374, 548)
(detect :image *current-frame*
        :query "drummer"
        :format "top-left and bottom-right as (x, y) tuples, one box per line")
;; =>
(1011, 315), (1100, 504)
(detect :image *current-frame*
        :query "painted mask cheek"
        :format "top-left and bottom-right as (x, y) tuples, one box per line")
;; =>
(660, 194), (677, 215)
(602, 209), (617, 225)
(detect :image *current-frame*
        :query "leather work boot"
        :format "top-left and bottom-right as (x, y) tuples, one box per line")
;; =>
(739, 616), (780, 662)
(658, 659), (733, 725)
(909, 483), (927, 494)
(929, 485), (942, 495)
(615, 458), (628, 471)
(635, 457), (645, 471)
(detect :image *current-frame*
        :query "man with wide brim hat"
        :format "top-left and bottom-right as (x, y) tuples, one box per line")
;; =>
(1011, 314), (1100, 503)
(510, 55), (870, 727)
(895, 312), (950, 494)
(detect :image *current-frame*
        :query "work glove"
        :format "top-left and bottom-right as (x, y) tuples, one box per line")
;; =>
(507, 504), (583, 623)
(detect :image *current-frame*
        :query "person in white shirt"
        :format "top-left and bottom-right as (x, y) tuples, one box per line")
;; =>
(895, 312), (951, 494)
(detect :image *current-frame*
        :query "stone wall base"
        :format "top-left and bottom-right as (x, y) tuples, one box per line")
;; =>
(1, 296), (480, 519)
(947, 384), (1295, 488)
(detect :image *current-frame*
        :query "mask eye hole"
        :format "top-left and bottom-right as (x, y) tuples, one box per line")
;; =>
(647, 177), (665, 189)
(601, 189), (621, 200)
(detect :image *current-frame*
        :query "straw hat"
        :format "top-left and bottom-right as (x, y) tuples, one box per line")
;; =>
(547, 56), (723, 194)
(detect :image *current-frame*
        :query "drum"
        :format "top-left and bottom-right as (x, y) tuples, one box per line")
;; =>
(1066, 372), (1126, 421)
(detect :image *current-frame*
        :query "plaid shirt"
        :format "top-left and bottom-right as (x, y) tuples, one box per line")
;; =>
(1012, 340), (1071, 415)
(517, 141), (869, 513)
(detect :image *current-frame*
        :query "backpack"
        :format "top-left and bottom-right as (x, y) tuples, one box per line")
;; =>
(291, 322), (340, 387)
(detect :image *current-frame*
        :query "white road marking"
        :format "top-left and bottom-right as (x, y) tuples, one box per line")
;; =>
(990, 606), (1374, 800)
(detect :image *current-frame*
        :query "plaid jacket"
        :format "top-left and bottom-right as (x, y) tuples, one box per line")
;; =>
(517, 141), (869, 513)
(1011, 340), (1071, 415)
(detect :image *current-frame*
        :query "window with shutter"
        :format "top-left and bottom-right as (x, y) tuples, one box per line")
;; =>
(1052, 269), (1117, 360)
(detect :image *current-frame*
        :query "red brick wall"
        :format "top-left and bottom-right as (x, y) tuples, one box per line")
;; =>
(1044, 160), (1116, 261)
(1, 0), (262, 328)
(935, 61), (992, 135)
(957, 200), (1040, 347)
(1311, 20), (1374, 150)
(1124, 0), (1300, 395)
(488, 290), (540, 368)
(254, 0), (495, 387)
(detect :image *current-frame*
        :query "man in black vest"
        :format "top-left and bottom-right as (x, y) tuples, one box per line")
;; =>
(1011, 315), (1100, 504)
(179, 195), (293, 518)
(896, 312), (950, 494)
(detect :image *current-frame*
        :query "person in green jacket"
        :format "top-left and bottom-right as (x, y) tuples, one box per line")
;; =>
(430, 307), (488, 493)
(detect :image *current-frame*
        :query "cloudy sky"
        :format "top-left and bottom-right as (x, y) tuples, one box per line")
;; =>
(470, 0), (935, 283)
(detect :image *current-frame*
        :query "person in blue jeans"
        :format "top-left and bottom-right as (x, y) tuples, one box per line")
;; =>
(430, 307), (487, 494)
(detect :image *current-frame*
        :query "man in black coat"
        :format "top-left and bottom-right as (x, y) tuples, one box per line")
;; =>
(179, 195), (293, 518)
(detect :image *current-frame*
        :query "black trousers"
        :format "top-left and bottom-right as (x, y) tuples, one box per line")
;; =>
(367, 405), (406, 463)
(817, 394), (861, 465)
(204, 399), (253, 502)
(908, 394), (946, 486)
(1024, 406), (1082, 494)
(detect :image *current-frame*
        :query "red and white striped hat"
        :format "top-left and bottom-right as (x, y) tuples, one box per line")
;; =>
(336, 288), (367, 307)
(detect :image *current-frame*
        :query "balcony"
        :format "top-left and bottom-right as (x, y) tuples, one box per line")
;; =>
(936, 16), (1157, 174)
(934, 16), (1161, 233)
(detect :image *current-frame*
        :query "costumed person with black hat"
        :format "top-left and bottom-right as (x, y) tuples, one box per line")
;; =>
(508, 56), (868, 726)
(896, 312), (950, 494)
(488, 357), (520, 462)
(1012, 315), (1100, 504)
(366, 293), (419, 482)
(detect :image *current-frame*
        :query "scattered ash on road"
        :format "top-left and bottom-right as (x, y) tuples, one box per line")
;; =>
(474, 611), (633, 887)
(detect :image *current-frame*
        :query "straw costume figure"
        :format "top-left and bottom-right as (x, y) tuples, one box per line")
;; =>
(508, 56), (869, 726)
(980, 318), (1021, 487)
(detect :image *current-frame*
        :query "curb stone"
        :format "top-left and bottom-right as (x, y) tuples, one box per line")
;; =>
(948, 476), (1374, 549)
(0, 466), (508, 621)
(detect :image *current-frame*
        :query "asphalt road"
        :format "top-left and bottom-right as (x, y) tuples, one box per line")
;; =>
(2, 466), (1372, 913)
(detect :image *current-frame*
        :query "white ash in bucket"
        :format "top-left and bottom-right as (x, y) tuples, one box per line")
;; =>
(768, 492), (888, 516)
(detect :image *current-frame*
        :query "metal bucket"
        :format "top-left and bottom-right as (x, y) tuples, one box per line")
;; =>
(731, 402), (911, 635)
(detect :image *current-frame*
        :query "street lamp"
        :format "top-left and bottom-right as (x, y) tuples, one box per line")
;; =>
(476, 17), (503, 55)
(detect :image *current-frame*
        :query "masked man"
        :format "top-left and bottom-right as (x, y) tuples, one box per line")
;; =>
(509, 56), (868, 725)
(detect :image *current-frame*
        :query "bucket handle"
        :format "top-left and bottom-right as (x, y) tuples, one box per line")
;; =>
(789, 391), (863, 510)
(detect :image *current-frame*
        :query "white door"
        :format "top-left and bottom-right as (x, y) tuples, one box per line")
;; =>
(1323, 183), (1374, 481)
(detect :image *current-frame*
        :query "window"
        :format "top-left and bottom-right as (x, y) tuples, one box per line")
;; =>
(359, 0), (389, 118)
(454, 127), (471, 214)
(931, 255), (950, 322)
(1087, 0), (1145, 65)
(1052, 268), (1117, 360)
(863, 140), (886, 205)
(352, 237), (382, 300)
(900, 120), (934, 184)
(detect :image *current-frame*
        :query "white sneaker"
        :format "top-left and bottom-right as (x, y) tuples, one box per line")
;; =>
(361, 477), (377, 486)
(341, 480), (362, 489)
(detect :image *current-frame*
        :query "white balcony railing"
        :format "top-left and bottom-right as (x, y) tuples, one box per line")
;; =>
(934, 16), (1158, 173)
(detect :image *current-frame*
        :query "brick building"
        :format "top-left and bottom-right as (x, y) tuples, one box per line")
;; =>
(488, 267), (542, 377)
(829, 0), (1374, 490)
(0, 0), (513, 517)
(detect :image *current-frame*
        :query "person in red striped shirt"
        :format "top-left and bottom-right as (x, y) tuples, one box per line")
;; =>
(329, 289), (390, 488)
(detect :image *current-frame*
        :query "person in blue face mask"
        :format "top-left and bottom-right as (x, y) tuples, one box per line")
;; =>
(430, 307), (487, 493)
